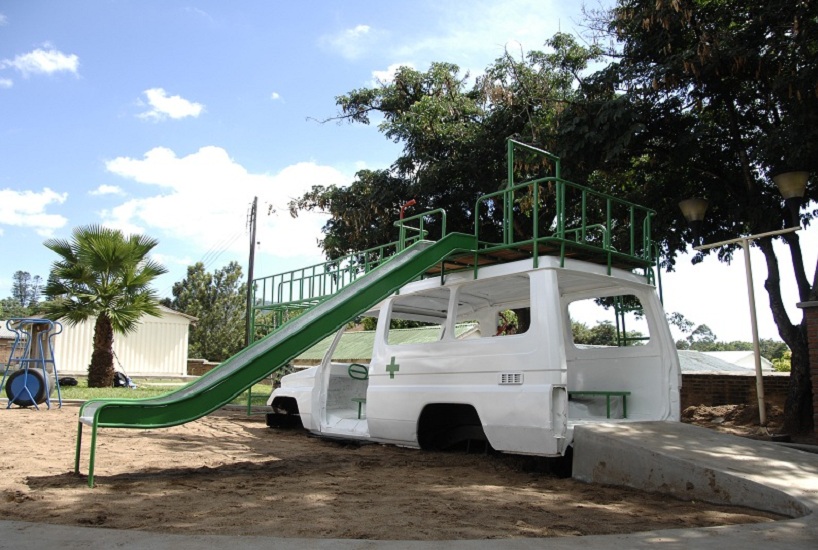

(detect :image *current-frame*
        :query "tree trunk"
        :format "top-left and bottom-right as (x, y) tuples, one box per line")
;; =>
(88, 313), (115, 388)
(757, 238), (814, 434)
(784, 333), (813, 434)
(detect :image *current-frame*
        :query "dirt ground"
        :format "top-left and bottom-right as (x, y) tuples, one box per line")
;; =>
(0, 403), (789, 540)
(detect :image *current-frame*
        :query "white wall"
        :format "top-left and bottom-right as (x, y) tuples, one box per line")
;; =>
(52, 307), (192, 377)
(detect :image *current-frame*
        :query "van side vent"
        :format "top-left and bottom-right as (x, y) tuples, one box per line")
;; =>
(499, 372), (524, 385)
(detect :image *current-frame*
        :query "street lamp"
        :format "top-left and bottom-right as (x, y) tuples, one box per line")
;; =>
(772, 170), (809, 227)
(679, 187), (806, 428)
(678, 198), (708, 246)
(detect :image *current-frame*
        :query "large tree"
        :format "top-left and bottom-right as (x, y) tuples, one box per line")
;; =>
(292, 35), (602, 254)
(555, 0), (817, 433)
(295, 3), (815, 432)
(41, 225), (167, 387)
(163, 261), (246, 362)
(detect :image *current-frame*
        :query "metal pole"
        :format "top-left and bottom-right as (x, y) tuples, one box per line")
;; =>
(694, 225), (799, 427)
(740, 239), (766, 426)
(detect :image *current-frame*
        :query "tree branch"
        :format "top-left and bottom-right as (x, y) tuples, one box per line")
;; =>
(781, 231), (812, 301)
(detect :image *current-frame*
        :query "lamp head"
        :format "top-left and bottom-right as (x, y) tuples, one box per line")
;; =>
(772, 171), (808, 227)
(679, 198), (709, 246)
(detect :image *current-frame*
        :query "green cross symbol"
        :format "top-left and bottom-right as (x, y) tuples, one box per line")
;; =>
(386, 356), (400, 379)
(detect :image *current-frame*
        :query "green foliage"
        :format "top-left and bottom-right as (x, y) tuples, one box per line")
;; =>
(166, 262), (247, 362)
(572, 320), (644, 346)
(10, 271), (42, 310)
(562, 0), (816, 433)
(773, 350), (792, 372)
(41, 225), (167, 387)
(0, 297), (31, 319)
(296, 1), (815, 432)
(295, 34), (602, 257)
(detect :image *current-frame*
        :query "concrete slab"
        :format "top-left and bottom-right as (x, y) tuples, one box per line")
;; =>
(2, 421), (816, 549)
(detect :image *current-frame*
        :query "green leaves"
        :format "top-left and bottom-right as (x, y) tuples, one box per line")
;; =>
(41, 224), (167, 334)
(40, 225), (167, 387)
(166, 262), (247, 362)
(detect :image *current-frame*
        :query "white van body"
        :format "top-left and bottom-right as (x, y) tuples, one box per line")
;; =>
(267, 254), (680, 457)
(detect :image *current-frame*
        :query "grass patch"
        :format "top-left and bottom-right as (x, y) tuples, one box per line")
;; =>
(57, 378), (271, 406)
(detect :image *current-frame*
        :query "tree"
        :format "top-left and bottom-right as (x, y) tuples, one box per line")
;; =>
(572, 320), (644, 346)
(10, 271), (42, 309)
(556, 0), (817, 433)
(0, 297), (30, 319)
(687, 324), (718, 351)
(293, 35), (602, 255)
(41, 225), (167, 387)
(164, 262), (246, 362)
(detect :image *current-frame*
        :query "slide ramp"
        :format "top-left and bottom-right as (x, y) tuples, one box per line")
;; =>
(75, 233), (477, 486)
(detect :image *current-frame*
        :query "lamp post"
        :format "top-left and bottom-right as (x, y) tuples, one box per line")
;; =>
(679, 171), (807, 428)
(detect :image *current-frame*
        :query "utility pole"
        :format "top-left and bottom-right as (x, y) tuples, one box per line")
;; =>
(245, 196), (258, 347)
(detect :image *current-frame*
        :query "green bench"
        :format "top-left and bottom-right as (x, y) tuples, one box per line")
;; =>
(348, 364), (368, 419)
(568, 390), (631, 419)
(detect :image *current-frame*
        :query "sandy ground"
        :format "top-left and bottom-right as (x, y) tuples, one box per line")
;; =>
(0, 403), (787, 540)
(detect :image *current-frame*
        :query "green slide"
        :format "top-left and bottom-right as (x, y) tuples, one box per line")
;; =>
(75, 233), (477, 487)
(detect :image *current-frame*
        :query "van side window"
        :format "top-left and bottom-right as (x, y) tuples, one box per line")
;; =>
(568, 295), (650, 347)
(387, 288), (450, 345)
(455, 274), (531, 338)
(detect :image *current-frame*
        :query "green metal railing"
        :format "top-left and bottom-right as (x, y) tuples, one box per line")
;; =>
(473, 140), (655, 274)
(251, 139), (659, 342)
(395, 209), (447, 251)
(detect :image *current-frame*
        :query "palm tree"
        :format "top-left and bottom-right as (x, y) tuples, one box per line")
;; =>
(41, 225), (168, 387)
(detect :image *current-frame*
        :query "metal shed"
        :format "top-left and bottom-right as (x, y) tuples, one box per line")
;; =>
(52, 306), (196, 377)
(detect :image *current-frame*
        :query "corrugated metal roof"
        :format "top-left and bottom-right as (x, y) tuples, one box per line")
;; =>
(678, 350), (758, 373)
(702, 351), (773, 371)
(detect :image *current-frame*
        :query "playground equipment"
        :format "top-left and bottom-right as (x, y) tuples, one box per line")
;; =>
(74, 139), (679, 487)
(2, 318), (63, 409)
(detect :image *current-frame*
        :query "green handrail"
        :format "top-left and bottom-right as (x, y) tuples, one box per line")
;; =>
(395, 209), (447, 251)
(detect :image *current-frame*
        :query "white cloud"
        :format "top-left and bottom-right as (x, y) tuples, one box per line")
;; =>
(104, 146), (348, 261)
(319, 24), (387, 61)
(0, 187), (68, 236)
(0, 14), (7, 26)
(89, 184), (124, 196)
(371, 62), (415, 86)
(0, 78), (12, 89)
(270, 91), (281, 100)
(1, 47), (79, 77)
(138, 88), (204, 121)
(321, 0), (567, 76)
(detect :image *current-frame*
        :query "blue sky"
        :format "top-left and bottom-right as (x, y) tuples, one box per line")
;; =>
(0, 1), (814, 342)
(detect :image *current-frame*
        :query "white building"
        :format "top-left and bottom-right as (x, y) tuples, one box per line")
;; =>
(52, 306), (195, 377)
(702, 351), (774, 372)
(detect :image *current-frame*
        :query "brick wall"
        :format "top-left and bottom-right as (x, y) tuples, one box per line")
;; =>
(680, 373), (790, 410)
(187, 358), (220, 376)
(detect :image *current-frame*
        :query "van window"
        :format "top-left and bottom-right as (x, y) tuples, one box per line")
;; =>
(568, 295), (650, 347)
(387, 288), (450, 345)
(455, 275), (531, 338)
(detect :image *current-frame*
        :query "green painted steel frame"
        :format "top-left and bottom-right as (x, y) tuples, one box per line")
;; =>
(249, 140), (659, 345)
(75, 233), (477, 487)
(474, 140), (656, 277)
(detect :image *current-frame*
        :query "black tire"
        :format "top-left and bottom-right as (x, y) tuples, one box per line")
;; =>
(5, 369), (51, 407)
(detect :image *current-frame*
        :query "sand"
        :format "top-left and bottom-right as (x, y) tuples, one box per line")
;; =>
(0, 403), (785, 540)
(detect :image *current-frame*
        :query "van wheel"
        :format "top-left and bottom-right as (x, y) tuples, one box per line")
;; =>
(417, 404), (488, 451)
(266, 397), (302, 429)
